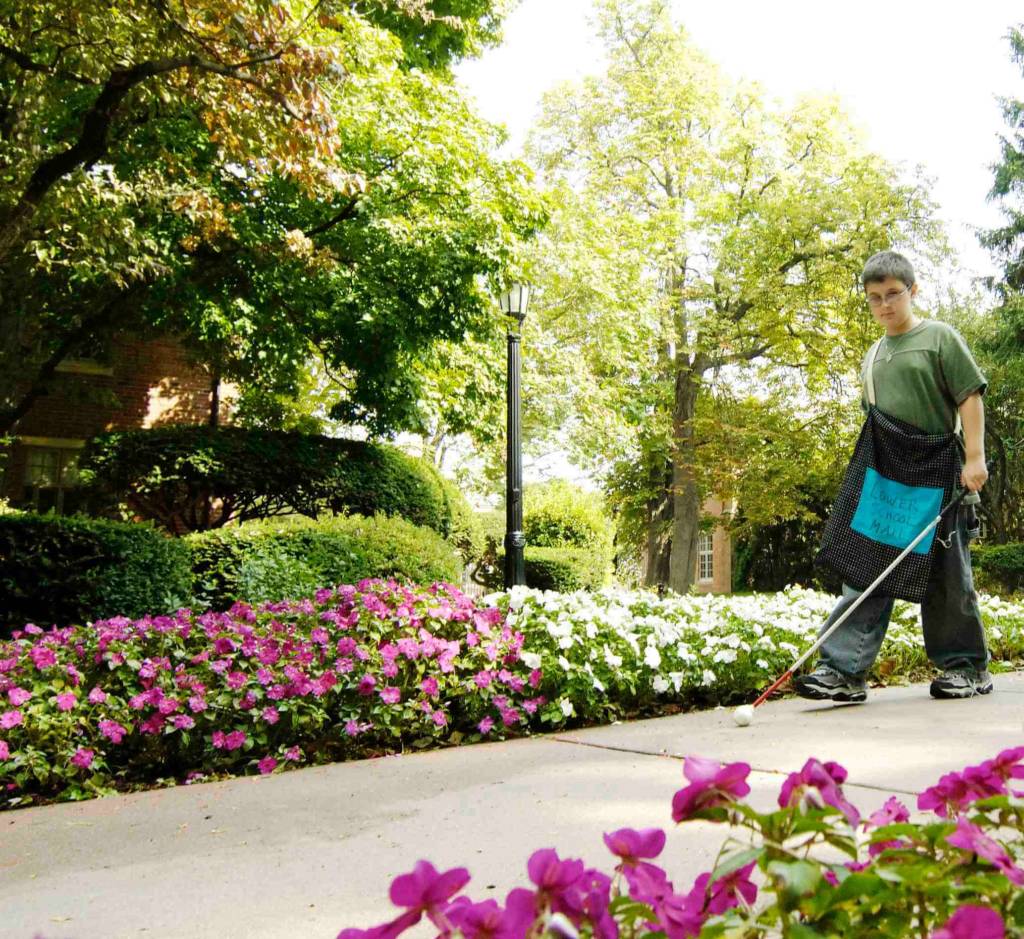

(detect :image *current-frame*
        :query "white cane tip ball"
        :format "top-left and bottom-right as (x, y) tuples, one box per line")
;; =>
(733, 705), (754, 727)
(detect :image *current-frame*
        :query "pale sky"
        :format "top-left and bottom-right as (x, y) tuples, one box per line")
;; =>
(457, 0), (1023, 290)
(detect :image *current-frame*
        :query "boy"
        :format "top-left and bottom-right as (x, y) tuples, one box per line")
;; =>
(795, 250), (991, 702)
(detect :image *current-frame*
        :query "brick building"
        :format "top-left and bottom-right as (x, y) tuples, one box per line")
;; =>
(694, 497), (734, 595)
(2, 335), (231, 513)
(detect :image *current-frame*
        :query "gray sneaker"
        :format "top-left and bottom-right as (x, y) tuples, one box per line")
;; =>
(793, 665), (867, 703)
(930, 668), (994, 699)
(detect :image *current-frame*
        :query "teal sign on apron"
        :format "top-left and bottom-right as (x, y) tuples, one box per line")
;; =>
(850, 467), (944, 554)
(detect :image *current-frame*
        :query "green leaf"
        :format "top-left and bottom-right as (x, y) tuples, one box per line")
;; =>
(710, 846), (763, 882)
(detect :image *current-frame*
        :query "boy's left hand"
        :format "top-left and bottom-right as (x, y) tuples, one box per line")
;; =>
(961, 457), (989, 492)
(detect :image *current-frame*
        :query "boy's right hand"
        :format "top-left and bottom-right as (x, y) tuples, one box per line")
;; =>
(960, 456), (989, 492)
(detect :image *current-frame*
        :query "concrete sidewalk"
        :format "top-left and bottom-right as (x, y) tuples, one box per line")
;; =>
(2, 673), (1023, 939)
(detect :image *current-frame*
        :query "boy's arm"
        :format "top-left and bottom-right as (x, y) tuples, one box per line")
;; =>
(958, 392), (988, 491)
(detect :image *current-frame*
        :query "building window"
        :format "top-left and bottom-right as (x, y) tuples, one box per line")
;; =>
(21, 445), (83, 514)
(698, 530), (714, 582)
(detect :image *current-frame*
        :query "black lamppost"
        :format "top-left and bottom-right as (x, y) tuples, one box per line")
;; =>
(499, 284), (530, 588)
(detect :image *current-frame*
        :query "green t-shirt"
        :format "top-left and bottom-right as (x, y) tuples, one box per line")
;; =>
(860, 319), (987, 435)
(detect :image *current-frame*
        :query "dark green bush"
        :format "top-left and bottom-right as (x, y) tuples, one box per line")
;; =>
(79, 426), (451, 535)
(482, 545), (606, 592)
(188, 514), (462, 609)
(972, 542), (1024, 595)
(0, 512), (192, 635)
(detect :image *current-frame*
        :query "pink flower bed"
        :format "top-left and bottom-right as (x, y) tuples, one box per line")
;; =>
(341, 747), (1024, 938)
(0, 580), (543, 807)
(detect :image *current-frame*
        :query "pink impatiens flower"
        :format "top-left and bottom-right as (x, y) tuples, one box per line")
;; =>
(70, 748), (94, 770)
(380, 686), (401, 705)
(99, 720), (127, 743)
(262, 706), (280, 725)
(420, 676), (439, 698)
(0, 740), (9, 760)
(87, 687), (107, 705)
(779, 758), (860, 827)
(946, 816), (1024, 885)
(8, 687), (31, 706)
(0, 710), (23, 729)
(258, 756), (278, 775)
(931, 905), (1006, 939)
(672, 755), (752, 822)
(55, 692), (76, 711)
(477, 717), (494, 735)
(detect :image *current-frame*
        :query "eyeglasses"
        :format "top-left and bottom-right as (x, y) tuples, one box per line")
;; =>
(866, 286), (910, 308)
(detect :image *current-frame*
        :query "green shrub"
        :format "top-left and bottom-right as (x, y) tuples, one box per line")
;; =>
(79, 426), (450, 535)
(523, 479), (614, 555)
(972, 542), (1024, 595)
(421, 462), (484, 562)
(482, 545), (606, 592)
(188, 514), (462, 609)
(0, 512), (192, 635)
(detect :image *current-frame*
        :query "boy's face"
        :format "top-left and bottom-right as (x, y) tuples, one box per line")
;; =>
(865, 276), (917, 335)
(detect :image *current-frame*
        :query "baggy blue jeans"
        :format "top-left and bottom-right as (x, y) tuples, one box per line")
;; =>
(817, 508), (990, 678)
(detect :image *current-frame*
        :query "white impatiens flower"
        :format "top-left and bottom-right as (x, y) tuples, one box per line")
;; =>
(712, 648), (737, 664)
(644, 644), (662, 669)
(603, 646), (623, 669)
(652, 676), (670, 694)
(520, 651), (542, 669)
(756, 659), (770, 670)
(558, 635), (574, 650)
(560, 698), (575, 717)
(593, 676), (606, 692)
(558, 655), (572, 672)
(701, 668), (716, 687)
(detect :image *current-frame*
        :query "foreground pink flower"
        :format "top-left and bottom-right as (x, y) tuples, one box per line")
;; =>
(672, 755), (752, 822)
(258, 756), (278, 775)
(945, 816), (1024, 885)
(0, 740), (9, 760)
(779, 758), (859, 827)
(0, 710), (23, 729)
(931, 905), (1005, 939)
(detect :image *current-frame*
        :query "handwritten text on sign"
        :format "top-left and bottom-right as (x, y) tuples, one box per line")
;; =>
(850, 467), (944, 554)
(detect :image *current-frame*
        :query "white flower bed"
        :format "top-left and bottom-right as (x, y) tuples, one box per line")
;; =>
(485, 586), (1024, 725)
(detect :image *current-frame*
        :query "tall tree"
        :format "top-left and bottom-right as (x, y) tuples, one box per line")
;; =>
(0, 0), (539, 438)
(526, 0), (944, 591)
(978, 24), (1024, 540)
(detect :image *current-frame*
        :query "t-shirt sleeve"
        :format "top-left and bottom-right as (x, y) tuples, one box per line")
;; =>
(938, 325), (987, 403)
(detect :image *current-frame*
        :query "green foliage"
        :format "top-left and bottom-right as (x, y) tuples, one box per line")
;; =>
(187, 514), (462, 609)
(523, 479), (614, 551)
(79, 427), (458, 537)
(0, 0), (543, 441)
(0, 512), (191, 635)
(976, 29), (1024, 542)
(972, 543), (1024, 595)
(484, 546), (607, 592)
(421, 461), (485, 562)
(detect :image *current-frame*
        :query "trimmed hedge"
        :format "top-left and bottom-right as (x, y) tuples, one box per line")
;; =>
(188, 514), (462, 609)
(79, 426), (457, 536)
(0, 512), (192, 635)
(972, 542), (1024, 595)
(485, 545), (606, 592)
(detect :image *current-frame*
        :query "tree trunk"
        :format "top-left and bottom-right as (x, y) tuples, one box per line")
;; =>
(642, 457), (673, 587)
(668, 367), (702, 594)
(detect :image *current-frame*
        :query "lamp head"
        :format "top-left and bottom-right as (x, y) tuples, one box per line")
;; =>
(499, 284), (530, 323)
